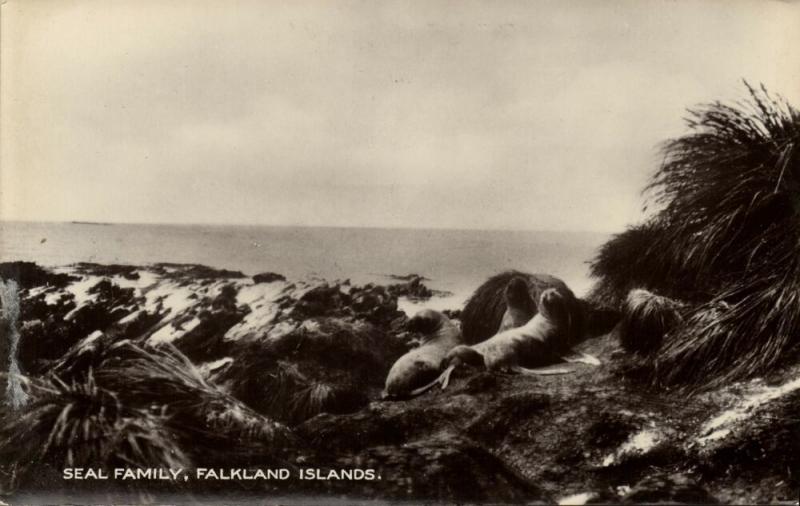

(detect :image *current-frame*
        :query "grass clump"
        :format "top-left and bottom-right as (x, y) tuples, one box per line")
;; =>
(590, 83), (800, 387)
(0, 371), (189, 488)
(0, 341), (296, 492)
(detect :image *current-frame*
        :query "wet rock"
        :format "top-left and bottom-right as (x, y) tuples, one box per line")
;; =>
(441, 308), (462, 320)
(72, 262), (140, 280)
(387, 274), (451, 301)
(620, 473), (719, 504)
(691, 381), (800, 502)
(152, 263), (246, 280)
(289, 282), (403, 325)
(166, 285), (250, 363)
(5, 262), (799, 503)
(290, 284), (349, 319)
(17, 278), (139, 374)
(253, 272), (286, 284)
(387, 275), (433, 299)
(586, 411), (641, 451)
(0, 262), (79, 289)
(349, 284), (403, 323)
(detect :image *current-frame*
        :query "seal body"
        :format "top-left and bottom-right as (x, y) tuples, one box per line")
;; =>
(460, 271), (583, 346)
(383, 310), (461, 398)
(446, 288), (571, 372)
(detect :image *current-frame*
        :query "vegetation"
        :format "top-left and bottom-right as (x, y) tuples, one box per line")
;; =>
(591, 83), (800, 387)
(0, 341), (295, 490)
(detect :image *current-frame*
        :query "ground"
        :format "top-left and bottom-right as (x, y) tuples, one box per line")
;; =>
(0, 262), (798, 504)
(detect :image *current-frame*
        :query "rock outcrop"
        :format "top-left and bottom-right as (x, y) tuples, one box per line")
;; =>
(0, 262), (797, 503)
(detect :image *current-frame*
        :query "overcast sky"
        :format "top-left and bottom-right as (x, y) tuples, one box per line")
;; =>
(2, 0), (798, 231)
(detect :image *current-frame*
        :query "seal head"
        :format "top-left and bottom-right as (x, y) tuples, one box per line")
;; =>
(498, 276), (537, 332)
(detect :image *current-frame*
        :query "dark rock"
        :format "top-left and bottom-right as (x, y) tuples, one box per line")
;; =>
(386, 274), (431, 282)
(586, 412), (640, 450)
(289, 283), (403, 325)
(17, 279), (138, 374)
(442, 308), (462, 320)
(72, 262), (140, 280)
(167, 285), (249, 363)
(3, 262), (797, 504)
(253, 272), (286, 284)
(0, 262), (79, 289)
(386, 274), (451, 301)
(290, 284), (349, 319)
(153, 263), (246, 279)
(621, 473), (719, 504)
(349, 284), (402, 324)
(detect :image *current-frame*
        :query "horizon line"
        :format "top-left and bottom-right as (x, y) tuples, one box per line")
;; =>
(0, 218), (623, 235)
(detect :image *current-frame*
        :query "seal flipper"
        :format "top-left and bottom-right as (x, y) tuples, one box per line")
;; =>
(438, 364), (456, 390)
(560, 351), (601, 366)
(511, 365), (574, 375)
(407, 365), (454, 397)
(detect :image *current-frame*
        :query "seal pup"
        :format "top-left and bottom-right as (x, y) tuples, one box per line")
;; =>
(434, 286), (601, 389)
(382, 309), (462, 399)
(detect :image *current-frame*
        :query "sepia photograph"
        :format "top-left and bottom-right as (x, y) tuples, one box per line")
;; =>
(1, 0), (799, 504)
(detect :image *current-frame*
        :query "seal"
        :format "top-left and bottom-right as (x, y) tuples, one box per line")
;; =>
(497, 276), (536, 332)
(382, 309), (462, 399)
(432, 284), (601, 390)
(460, 270), (584, 346)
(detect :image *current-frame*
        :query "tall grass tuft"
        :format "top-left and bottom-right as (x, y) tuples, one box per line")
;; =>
(587, 222), (706, 307)
(0, 371), (190, 475)
(93, 342), (296, 465)
(591, 83), (800, 387)
(0, 341), (296, 490)
(618, 289), (685, 356)
(215, 346), (368, 426)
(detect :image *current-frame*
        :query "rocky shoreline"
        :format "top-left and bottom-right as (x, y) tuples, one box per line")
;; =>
(0, 261), (798, 504)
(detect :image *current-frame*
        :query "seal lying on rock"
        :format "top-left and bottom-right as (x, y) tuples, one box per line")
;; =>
(421, 279), (601, 392)
(382, 309), (462, 399)
(460, 270), (586, 346)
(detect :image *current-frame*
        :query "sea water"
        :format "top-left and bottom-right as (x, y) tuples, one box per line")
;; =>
(0, 221), (609, 309)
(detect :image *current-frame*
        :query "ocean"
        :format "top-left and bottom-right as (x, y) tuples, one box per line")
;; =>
(0, 221), (609, 310)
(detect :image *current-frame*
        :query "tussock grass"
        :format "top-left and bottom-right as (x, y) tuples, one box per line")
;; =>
(216, 345), (368, 426)
(591, 83), (800, 387)
(0, 371), (189, 473)
(587, 222), (703, 307)
(618, 289), (685, 356)
(0, 341), (296, 490)
(93, 342), (295, 464)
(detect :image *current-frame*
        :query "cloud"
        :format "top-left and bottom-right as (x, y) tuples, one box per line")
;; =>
(2, 0), (798, 231)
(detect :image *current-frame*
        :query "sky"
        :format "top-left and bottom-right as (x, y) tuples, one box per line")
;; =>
(2, 0), (798, 232)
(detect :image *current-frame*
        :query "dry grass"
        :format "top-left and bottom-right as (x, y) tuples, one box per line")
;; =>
(618, 289), (685, 356)
(591, 83), (800, 387)
(0, 341), (296, 489)
(0, 371), (190, 473)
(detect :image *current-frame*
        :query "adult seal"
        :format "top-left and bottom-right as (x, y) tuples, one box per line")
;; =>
(460, 271), (585, 346)
(432, 279), (601, 390)
(497, 276), (537, 331)
(382, 309), (462, 399)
